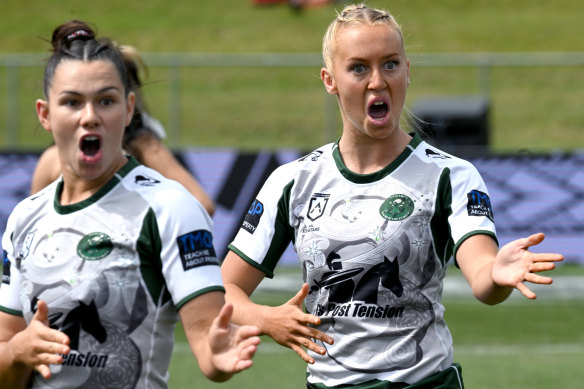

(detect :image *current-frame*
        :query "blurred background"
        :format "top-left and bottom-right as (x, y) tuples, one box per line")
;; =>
(1, 2), (583, 387)
(1, 0), (584, 152)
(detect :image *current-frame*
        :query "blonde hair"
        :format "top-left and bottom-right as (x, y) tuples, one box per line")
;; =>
(322, 3), (404, 70)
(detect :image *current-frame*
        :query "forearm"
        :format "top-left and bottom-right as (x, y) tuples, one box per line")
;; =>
(0, 343), (32, 389)
(467, 261), (513, 305)
(223, 283), (268, 333)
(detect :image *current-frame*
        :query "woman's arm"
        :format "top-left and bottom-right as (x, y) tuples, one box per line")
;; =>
(178, 291), (260, 382)
(30, 145), (61, 195)
(125, 132), (216, 216)
(221, 251), (334, 364)
(457, 233), (564, 305)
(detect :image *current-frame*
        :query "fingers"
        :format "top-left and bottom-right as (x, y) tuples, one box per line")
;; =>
(531, 253), (564, 263)
(215, 303), (234, 330)
(516, 282), (536, 300)
(33, 300), (50, 326)
(301, 319), (333, 345)
(236, 324), (261, 339)
(290, 343), (318, 364)
(525, 272), (553, 285)
(35, 363), (53, 380)
(523, 232), (545, 247)
(288, 283), (310, 308)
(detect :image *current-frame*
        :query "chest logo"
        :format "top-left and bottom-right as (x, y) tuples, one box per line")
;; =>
(307, 193), (330, 221)
(379, 194), (415, 221)
(77, 232), (114, 261)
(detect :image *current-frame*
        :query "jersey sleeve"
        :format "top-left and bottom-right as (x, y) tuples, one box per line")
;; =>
(0, 207), (24, 316)
(145, 184), (224, 311)
(228, 164), (296, 278)
(447, 160), (497, 257)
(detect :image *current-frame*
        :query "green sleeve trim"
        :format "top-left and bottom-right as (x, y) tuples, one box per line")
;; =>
(0, 305), (23, 317)
(453, 230), (499, 267)
(262, 179), (295, 271)
(227, 244), (275, 279)
(137, 208), (168, 305)
(431, 168), (454, 267)
(175, 286), (226, 311)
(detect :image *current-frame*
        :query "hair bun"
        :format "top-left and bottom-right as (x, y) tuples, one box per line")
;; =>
(51, 20), (96, 52)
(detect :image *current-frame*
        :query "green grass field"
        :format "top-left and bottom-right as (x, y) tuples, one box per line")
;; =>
(167, 265), (584, 389)
(1, 0), (584, 151)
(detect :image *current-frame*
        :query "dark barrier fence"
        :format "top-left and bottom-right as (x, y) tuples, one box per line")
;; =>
(1, 149), (583, 265)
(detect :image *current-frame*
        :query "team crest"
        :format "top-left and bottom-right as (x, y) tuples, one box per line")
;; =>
(307, 193), (330, 221)
(77, 232), (114, 261)
(379, 194), (415, 221)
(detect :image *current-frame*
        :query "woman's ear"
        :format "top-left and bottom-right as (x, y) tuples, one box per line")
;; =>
(125, 92), (136, 127)
(321, 67), (338, 95)
(36, 99), (51, 132)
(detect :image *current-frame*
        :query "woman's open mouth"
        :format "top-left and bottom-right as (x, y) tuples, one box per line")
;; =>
(368, 99), (390, 125)
(79, 134), (102, 162)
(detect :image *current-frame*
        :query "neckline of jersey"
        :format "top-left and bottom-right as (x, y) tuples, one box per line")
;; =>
(53, 156), (139, 214)
(332, 133), (422, 184)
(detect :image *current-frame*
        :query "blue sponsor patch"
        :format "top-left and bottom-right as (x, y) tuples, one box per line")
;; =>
(2, 251), (10, 285)
(467, 189), (494, 222)
(242, 199), (264, 234)
(176, 230), (219, 271)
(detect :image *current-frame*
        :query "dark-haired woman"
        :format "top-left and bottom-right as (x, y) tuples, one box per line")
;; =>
(0, 20), (259, 389)
(30, 44), (216, 216)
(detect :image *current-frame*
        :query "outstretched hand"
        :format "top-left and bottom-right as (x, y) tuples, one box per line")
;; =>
(9, 300), (69, 379)
(491, 233), (564, 299)
(208, 303), (261, 375)
(261, 283), (333, 364)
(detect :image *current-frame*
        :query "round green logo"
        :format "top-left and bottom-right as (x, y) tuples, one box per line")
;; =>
(379, 194), (415, 221)
(77, 232), (113, 260)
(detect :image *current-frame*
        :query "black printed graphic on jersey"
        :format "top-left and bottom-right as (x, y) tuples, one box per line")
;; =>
(134, 174), (160, 186)
(298, 149), (324, 162)
(306, 233), (436, 373)
(242, 199), (264, 234)
(425, 149), (450, 159)
(307, 193), (330, 221)
(176, 230), (219, 270)
(467, 189), (494, 222)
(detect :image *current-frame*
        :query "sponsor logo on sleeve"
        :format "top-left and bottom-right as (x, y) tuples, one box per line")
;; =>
(2, 251), (10, 285)
(467, 189), (494, 222)
(176, 230), (219, 270)
(241, 199), (264, 234)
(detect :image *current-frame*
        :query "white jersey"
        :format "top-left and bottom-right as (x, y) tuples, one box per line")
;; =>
(229, 134), (496, 387)
(0, 157), (223, 389)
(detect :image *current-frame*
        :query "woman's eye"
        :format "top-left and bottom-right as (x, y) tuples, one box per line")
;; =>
(100, 98), (114, 106)
(63, 99), (79, 107)
(351, 64), (365, 74)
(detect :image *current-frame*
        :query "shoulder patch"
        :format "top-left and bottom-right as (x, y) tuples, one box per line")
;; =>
(467, 190), (494, 222)
(241, 199), (264, 234)
(176, 230), (219, 270)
